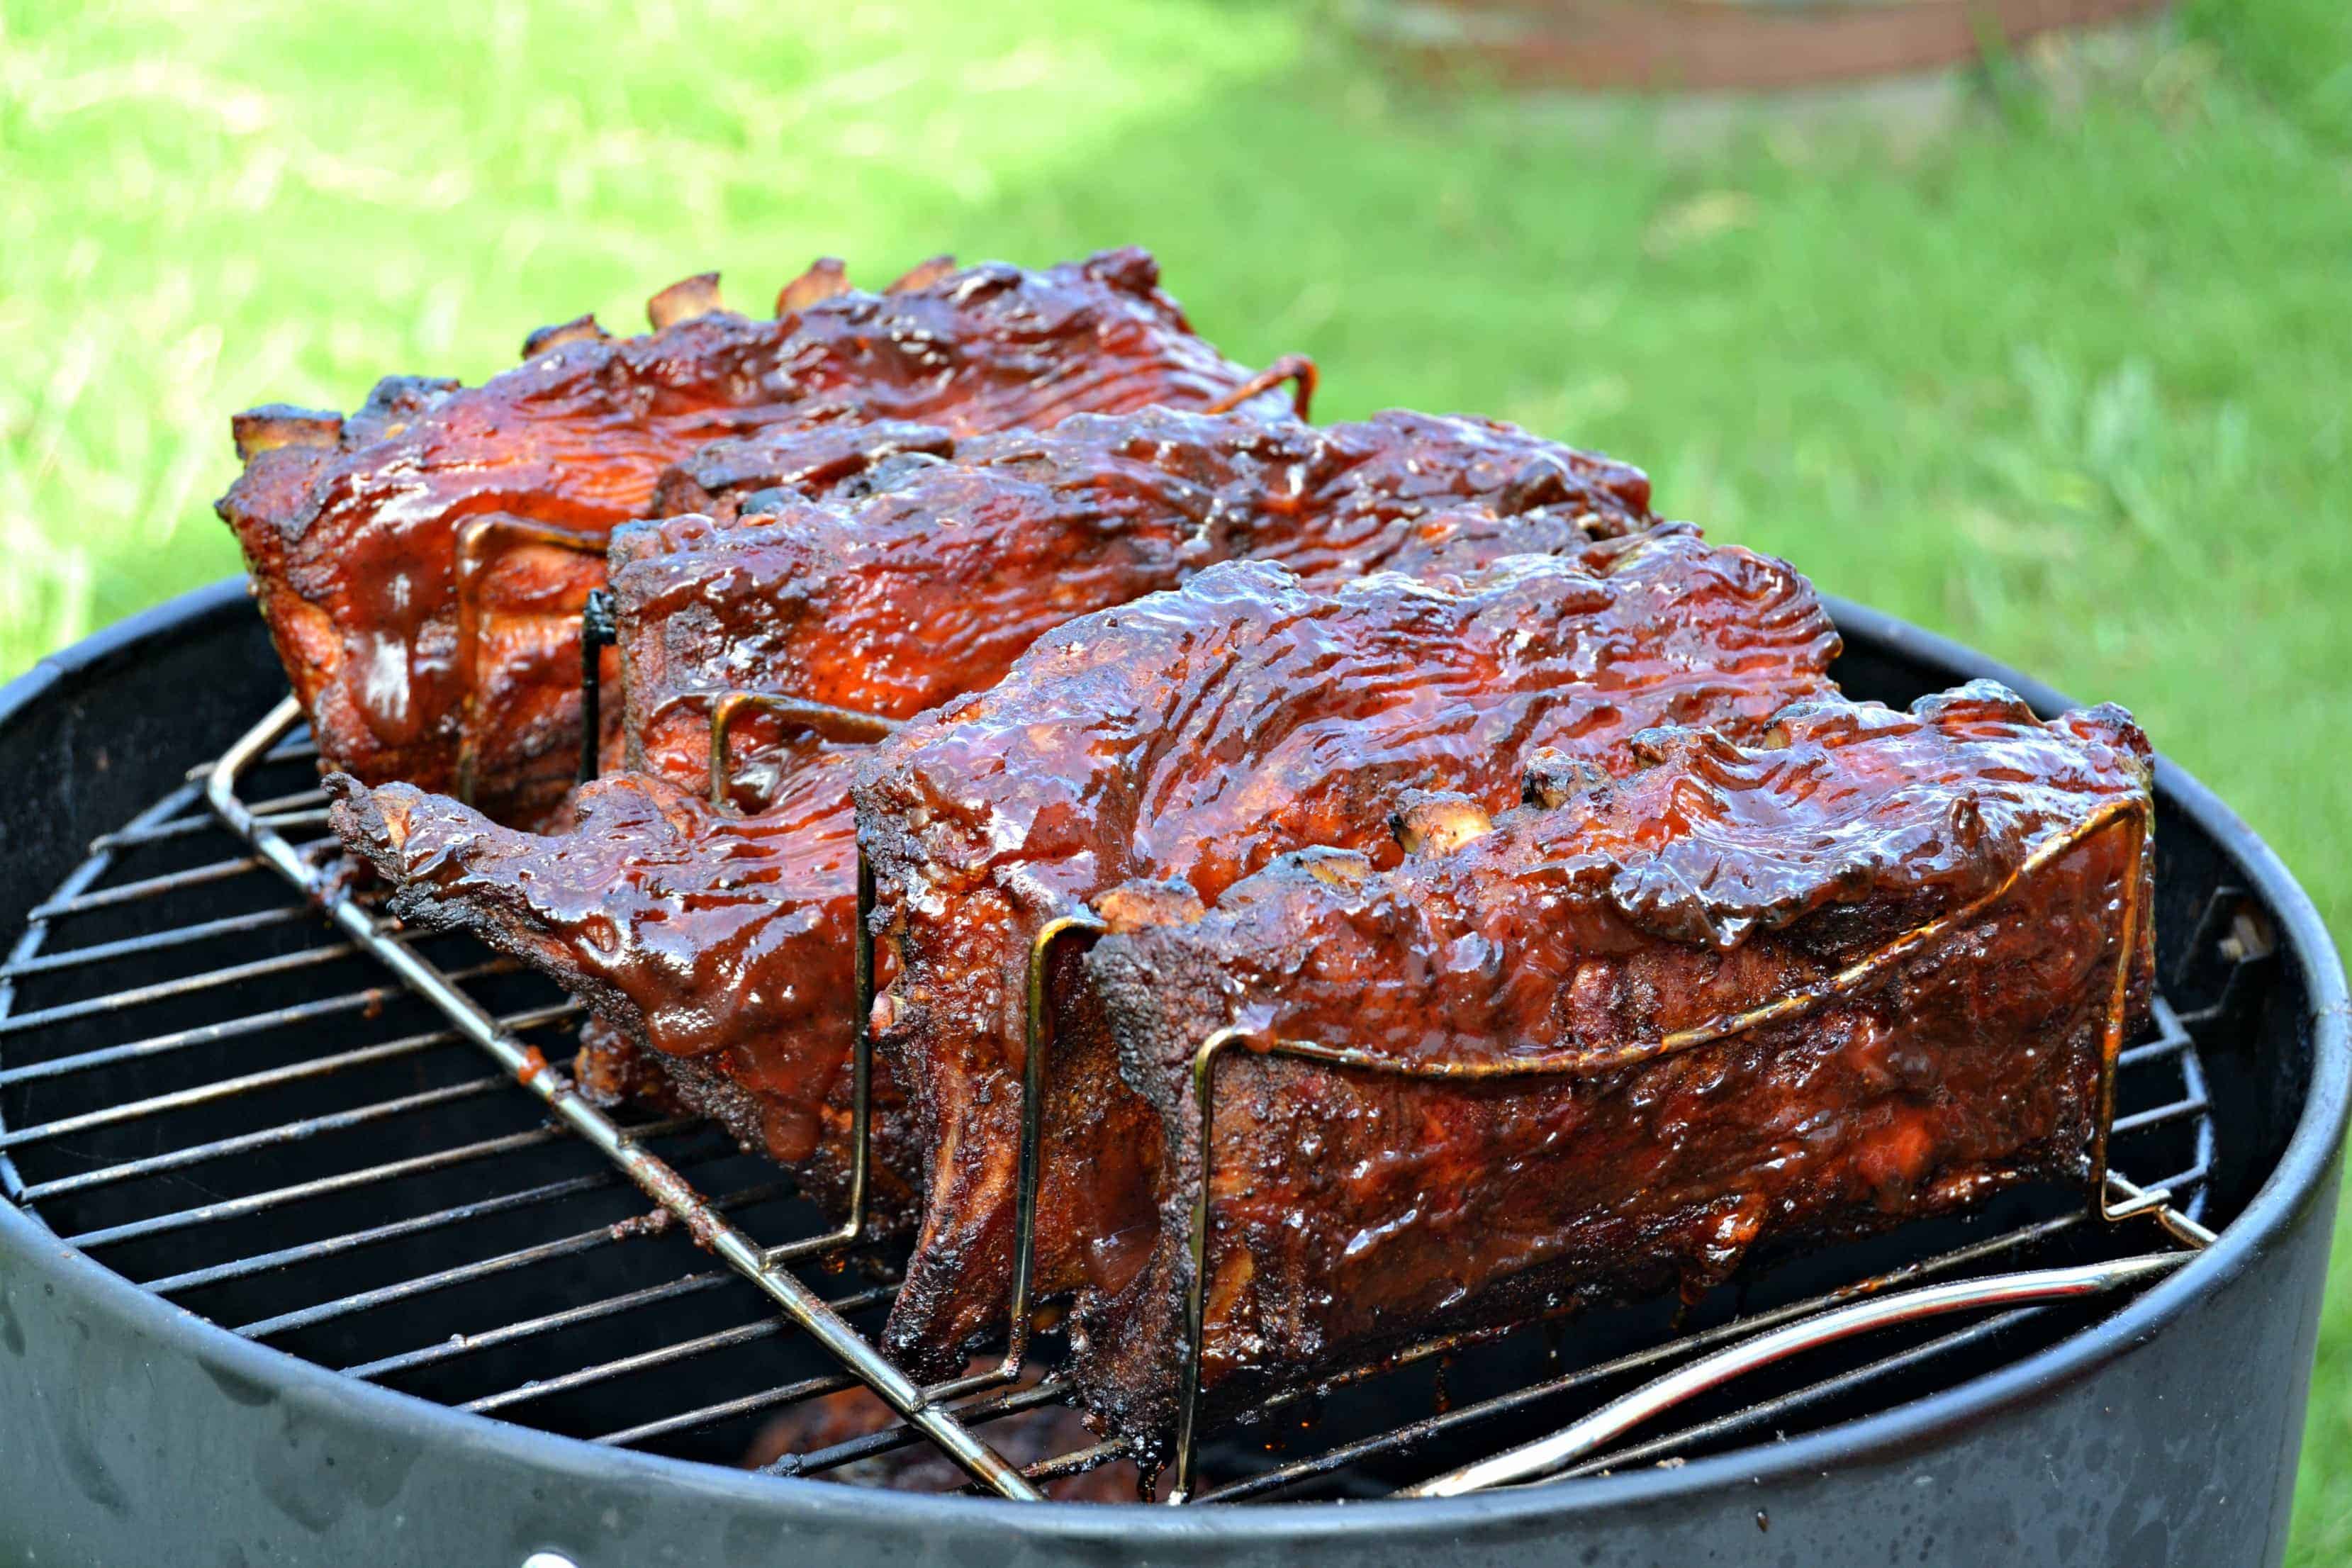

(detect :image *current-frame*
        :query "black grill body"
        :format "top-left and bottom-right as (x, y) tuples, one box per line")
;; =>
(0, 580), (2343, 1567)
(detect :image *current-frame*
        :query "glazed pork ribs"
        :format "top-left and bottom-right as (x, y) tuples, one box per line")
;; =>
(856, 531), (1842, 1370)
(221, 248), (1294, 825)
(612, 406), (1658, 805)
(1068, 685), (2154, 1451)
(332, 752), (906, 1220)
(332, 413), (1666, 1221)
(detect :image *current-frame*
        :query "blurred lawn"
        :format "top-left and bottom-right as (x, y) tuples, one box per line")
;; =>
(3, 0), (2349, 1555)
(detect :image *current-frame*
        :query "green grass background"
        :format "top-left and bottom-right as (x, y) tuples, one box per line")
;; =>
(3, 0), (2348, 1552)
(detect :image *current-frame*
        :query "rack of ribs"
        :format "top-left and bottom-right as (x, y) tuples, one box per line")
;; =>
(330, 413), (1670, 1229)
(855, 534), (1842, 1372)
(1060, 683), (2153, 1456)
(222, 248), (1299, 825)
(612, 406), (1657, 805)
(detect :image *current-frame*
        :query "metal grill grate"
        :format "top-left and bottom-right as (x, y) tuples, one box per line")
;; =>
(0, 702), (2228, 1504)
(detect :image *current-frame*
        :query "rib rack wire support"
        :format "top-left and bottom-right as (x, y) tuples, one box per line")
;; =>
(1010, 791), (2211, 1502)
(206, 697), (1045, 1503)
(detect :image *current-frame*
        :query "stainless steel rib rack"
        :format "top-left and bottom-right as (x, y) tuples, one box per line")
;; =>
(0, 693), (2231, 1506)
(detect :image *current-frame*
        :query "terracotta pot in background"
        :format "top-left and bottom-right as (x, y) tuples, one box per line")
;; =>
(1371, 0), (2171, 92)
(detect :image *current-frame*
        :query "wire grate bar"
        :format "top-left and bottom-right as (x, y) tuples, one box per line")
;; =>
(2179, 1043), (2217, 1223)
(91, 803), (330, 853)
(11, 784), (202, 950)
(607, 1363), (1048, 1457)
(0, 905), (318, 980)
(783, 1378), (1075, 1479)
(140, 1167), (649, 1296)
(0, 1000), (578, 1153)
(235, 1180), (795, 1339)
(17, 1077), (513, 1202)
(2110, 1097), (2210, 1136)
(343, 1269), (736, 1381)
(66, 1118), (699, 1251)
(0, 942), (362, 1037)
(1016, 1440), (1130, 1488)
(593, 1372), (867, 1449)
(235, 787), (332, 817)
(26, 853), (273, 920)
(0, 959), (521, 1087)
(0, 783), (200, 1200)
(2119, 996), (2193, 1062)
(465, 1283), (901, 1415)
(2119, 1034), (2190, 1068)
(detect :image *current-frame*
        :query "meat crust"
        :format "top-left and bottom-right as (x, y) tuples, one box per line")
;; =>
(1068, 684), (2154, 1454)
(611, 407), (1657, 805)
(221, 250), (1287, 824)
(854, 537), (1842, 1371)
